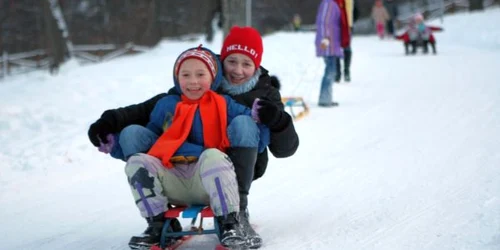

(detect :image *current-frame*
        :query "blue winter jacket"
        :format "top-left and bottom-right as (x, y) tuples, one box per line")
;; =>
(146, 47), (269, 160)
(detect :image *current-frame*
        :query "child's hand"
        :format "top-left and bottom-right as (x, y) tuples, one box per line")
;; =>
(253, 98), (281, 128)
(320, 38), (330, 50)
(251, 98), (262, 123)
(98, 134), (115, 154)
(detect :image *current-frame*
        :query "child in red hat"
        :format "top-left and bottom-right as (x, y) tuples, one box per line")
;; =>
(218, 26), (287, 248)
(220, 26), (264, 87)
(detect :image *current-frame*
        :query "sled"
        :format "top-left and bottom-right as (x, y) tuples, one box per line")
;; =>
(150, 205), (222, 250)
(281, 96), (309, 121)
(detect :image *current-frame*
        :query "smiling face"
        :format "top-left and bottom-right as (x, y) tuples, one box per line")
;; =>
(222, 53), (257, 85)
(177, 59), (212, 100)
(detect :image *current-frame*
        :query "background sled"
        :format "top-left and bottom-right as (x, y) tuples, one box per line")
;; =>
(281, 97), (309, 121)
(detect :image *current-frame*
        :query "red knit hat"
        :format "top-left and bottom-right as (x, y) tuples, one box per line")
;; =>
(220, 26), (263, 69)
(174, 45), (218, 80)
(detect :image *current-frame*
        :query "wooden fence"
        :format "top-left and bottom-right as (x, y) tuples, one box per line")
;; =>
(0, 43), (150, 79)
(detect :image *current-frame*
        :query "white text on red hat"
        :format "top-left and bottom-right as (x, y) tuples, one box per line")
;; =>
(226, 44), (259, 59)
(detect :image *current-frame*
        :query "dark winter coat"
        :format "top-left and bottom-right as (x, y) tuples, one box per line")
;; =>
(96, 67), (299, 180)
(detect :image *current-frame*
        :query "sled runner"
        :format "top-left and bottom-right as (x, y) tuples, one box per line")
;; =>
(150, 205), (245, 250)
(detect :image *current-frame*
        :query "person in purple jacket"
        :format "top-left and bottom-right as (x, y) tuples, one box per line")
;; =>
(315, 0), (343, 107)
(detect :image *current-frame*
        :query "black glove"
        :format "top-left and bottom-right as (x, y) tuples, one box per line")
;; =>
(256, 98), (282, 129)
(88, 119), (114, 147)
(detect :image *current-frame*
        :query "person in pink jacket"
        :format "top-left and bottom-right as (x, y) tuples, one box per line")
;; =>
(371, 0), (390, 39)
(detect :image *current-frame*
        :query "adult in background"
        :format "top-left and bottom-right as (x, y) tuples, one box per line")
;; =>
(315, 0), (350, 107)
(335, 0), (358, 83)
(384, 0), (399, 37)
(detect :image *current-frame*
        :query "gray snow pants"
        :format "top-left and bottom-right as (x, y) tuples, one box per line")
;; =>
(124, 149), (240, 218)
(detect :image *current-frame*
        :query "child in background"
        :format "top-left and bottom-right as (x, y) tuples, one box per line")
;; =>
(292, 13), (302, 31)
(397, 13), (443, 55)
(371, 0), (390, 39)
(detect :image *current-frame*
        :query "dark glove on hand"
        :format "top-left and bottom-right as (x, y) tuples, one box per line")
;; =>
(256, 98), (282, 129)
(88, 119), (114, 147)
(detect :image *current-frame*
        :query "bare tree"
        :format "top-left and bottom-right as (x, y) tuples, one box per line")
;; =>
(141, 0), (161, 46)
(469, 0), (484, 11)
(43, 0), (65, 74)
(205, 0), (222, 42)
(221, 0), (247, 39)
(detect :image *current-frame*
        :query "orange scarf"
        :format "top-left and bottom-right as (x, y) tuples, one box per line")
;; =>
(147, 90), (230, 168)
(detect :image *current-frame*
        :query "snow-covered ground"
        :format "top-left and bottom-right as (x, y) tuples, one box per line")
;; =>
(1, 8), (499, 250)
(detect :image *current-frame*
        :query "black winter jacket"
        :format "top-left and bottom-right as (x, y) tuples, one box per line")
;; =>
(96, 67), (299, 180)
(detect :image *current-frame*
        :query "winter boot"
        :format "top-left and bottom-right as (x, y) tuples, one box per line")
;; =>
(240, 209), (262, 249)
(343, 48), (352, 83)
(431, 42), (437, 54)
(128, 213), (182, 249)
(344, 70), (351, 82)
(217, 212), (246, 248)
(344, 71), (351, 82)
(404, 42), (410, 55)
(227, 147), (258, 211)
(423, 41), (429, 54)
(335, 57), (341, 83)
(319, 102), (339, 107)
(410, 41), (417, 54)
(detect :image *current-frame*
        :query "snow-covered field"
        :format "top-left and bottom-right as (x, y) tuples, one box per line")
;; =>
(1, 8), (499, 250)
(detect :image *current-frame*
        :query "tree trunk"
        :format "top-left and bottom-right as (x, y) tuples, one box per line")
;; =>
(205, 0), (221, 43)
(47, 0), (73, 56)
(42, 0), (65, 75)
(221, 0), (247, 40)
(469, 0), (484, 11)
(141, 0), (160, 46)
